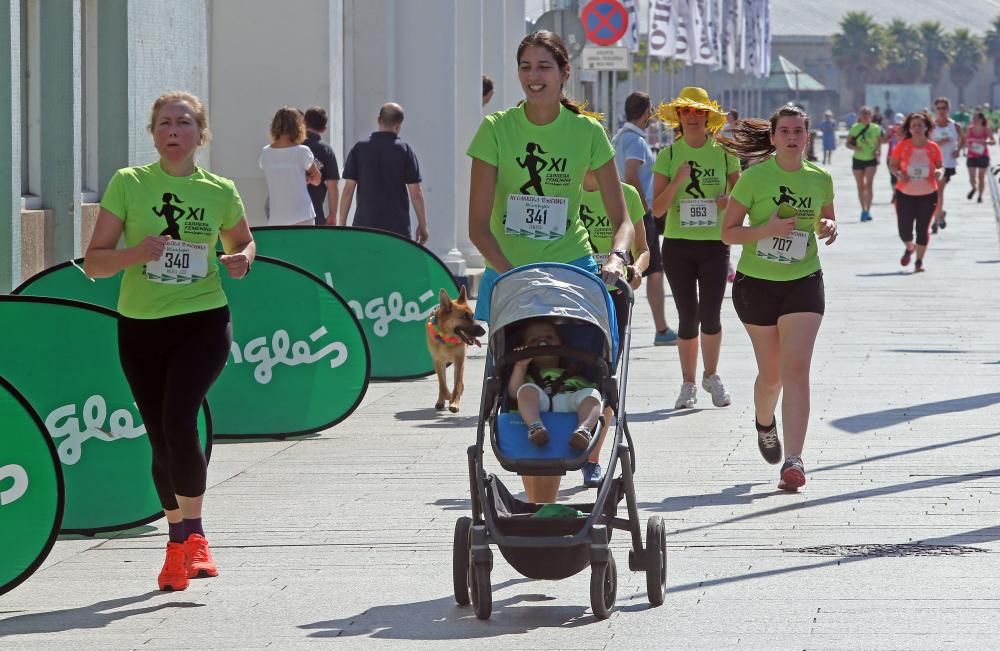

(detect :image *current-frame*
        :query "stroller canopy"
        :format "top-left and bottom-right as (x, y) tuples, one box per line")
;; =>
(488, 263), (618, 361)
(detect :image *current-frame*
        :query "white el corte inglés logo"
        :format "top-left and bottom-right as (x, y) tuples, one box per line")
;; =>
(229, 326), (348, 385)
(323, 274), (437, 338)
(44, 395), (146, 466)
(0, 464), (29, 506)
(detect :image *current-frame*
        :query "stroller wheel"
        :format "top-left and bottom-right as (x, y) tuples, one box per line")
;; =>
(469, 560), (492, 620)
(452, 517), (472, 606)
(645, 516), (667, 606)
(590, 553), (617, 620)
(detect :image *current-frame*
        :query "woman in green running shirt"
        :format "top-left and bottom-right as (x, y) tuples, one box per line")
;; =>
(467, 31), (633, 503)
(719, 104), (839, 492)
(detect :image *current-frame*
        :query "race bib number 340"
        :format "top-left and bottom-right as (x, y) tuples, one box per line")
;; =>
(756, 230), (808, 264)
(506, 194), (568, 240)
(146, 240), (209, 285)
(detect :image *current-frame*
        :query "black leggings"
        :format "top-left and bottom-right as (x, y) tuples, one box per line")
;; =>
(895, 191), (937, 246)
(118, 306), (232, 510)
(661, 238), (730, 340)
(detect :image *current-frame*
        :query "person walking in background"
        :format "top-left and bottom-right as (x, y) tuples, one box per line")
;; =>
(482, 75), (495, 107)
(872, 106), (884, 126)
(965, 111), (994, 204)
(818, 110), (837, 165)
(467, 30), (632, 503)
(888, 111), (943, 274)
(847, 106), (883, 222)
(302, 106), (341, 225)
(84, 91), (255, 591)
(930, 97), (964, 233)
(259, 107), (321, 226)
(612, 91), (678, 347)
(719, 104), (839, 491)
(339, 102), (428, 244)
(651, 87), (741, 410)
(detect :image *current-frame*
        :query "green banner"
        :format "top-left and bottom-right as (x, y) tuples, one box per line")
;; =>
(14, 257), (371, 438)
(250, 227), (460, 379)
(0, 376), (64, 597)
(0, 297), (210, 533)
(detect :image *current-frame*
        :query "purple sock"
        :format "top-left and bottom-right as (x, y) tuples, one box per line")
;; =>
(184, 518), (204, 539)
(168, 521), (186, 544)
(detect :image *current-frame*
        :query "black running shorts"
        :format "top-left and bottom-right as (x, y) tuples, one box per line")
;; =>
(732, 271), (825, 326)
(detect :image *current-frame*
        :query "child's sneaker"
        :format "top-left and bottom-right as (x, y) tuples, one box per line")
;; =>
(527, 421), (549, 446)
(778, 456), (807, 491)
(183, 533), (219, 579)
(569, 426), (592, 450)
(157, 542), (189, 591)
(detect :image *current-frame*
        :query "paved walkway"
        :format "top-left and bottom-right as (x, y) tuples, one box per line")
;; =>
(3, 151), (1000, 649)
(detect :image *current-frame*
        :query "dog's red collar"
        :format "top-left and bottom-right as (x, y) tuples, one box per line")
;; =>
(426, 310), (464, 347)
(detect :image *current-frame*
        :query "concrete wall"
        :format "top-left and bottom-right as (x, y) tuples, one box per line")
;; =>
(2, 0), (22, 291)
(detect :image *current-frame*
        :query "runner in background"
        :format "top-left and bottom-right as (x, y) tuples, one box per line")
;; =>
(612, 91), (679, 346)
(930, 97), (964, 233)
(888, 111), (943, 274)
(846, 106), (883, 222)
(965, 111), (995, 204)
(651, 87), (741, 410)
(719, 104), (839, 491)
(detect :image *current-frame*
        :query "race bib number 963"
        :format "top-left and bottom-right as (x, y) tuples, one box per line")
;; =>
(146, 240), (209, 285)
(679, 199), (718, 228)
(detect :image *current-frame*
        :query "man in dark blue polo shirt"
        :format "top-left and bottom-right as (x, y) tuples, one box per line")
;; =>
(338, 102), (428, 244)
(302, 106), (341, 225)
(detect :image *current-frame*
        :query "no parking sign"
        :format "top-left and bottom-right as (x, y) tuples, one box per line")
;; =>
(581, 0), (628, 46)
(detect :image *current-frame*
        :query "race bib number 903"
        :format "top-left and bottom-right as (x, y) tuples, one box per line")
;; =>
(146, 240), (209, 285)
(506, 194), (568, 240)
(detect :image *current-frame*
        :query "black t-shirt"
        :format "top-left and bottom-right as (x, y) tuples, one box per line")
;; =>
(342, 131), (421, 237)
(303, 131), (340, 223)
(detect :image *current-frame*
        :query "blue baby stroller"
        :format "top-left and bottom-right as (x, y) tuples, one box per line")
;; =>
(452, 263), (667, 620)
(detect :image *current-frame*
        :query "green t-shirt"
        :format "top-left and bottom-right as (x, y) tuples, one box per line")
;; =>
(729, 157), (834, 281)
(100, 162), (245, 319)
(651, 138), (740, 240)
(537, 367), (596, 392)
(466, 104), (616, 268)
(578, 183), (644, 257)
(848, 122), (883, 161)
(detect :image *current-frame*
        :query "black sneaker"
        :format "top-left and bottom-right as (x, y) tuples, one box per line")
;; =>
(756, 420), (782, 465)
(967, 188), (976, 200)
(778, 456), (806, 491)
(931, 222), (938, 235)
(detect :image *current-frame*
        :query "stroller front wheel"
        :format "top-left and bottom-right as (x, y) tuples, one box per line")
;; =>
(452, 517), (472, 606)
(645, 516), (667, 606)
(469, 560), (492, 620)
(590, 553), (617, 620)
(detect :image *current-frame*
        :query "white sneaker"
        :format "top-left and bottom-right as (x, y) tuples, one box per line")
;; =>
(701, 373), (732, 407)
(674, 382), (697, 409)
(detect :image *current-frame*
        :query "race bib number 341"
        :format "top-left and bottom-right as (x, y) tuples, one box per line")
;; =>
(506, 194), (568, 240)
(756, 230), (808, 264)
(146, 240), (209, 285)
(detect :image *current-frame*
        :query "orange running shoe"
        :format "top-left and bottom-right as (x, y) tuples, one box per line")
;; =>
(158, 542), (189, 591)
(184, 533), (219, 579)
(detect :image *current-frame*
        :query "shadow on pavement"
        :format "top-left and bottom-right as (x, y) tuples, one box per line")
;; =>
(0, 592), (202, 636)
(810, 431), (1000, 475)
(625, 408), (704, 423)
(884, 348), (971, 354)
(58, 525), (159, 541)
(298, 578), (599, 639)
(639, 482), (775, 512)
(394, 408), (480, 428)
(213, 432), (320, 444)
(830, 392), (1000, 432)
(855, 271), (908, 277)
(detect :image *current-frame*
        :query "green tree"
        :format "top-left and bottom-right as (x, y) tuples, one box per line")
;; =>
(949, 29), (984, 105)
(832, 12), (886, 109)
(984, 15), (1000, 79)
(918, 21), (953, 90)
(881, 20), (926, 84)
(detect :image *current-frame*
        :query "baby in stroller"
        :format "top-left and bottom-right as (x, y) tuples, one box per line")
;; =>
(507, 318), (602, 450)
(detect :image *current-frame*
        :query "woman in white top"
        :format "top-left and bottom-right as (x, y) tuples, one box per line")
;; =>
(259, 107), (321, 226)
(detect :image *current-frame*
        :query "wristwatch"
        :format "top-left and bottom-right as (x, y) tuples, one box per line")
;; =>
(610, 248), (629, 263)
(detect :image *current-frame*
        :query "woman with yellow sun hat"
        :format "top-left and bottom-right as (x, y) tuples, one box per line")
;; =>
(651, 87), (741, 412)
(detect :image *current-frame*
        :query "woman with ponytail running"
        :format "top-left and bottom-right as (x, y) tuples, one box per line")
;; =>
(718, 105), (838, 491)
(467, 30), (633, 503)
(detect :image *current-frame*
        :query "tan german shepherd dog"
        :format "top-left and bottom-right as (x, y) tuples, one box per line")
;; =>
(426, 286), (485, 412)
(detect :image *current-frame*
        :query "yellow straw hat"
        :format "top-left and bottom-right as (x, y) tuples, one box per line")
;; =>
(655, 86), (727, 133)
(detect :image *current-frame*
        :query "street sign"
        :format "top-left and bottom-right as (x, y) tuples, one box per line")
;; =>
(533, 9), (586, 60)
(581, 46), (629, 71)
(581, 0), (628, 46)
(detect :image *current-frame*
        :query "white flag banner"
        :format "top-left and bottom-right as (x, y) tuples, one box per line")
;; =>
(622, 0), (640, 52)
(675, 0), (692, 64)
(720, 0), (741, 74)
(648, 0), (677, 59)
(741, 0), (760, 77)
(709, 0), (724, 71)
(759, 0), (771, 78)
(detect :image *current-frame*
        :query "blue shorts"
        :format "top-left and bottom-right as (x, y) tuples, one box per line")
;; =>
(474, 255), (599, 323)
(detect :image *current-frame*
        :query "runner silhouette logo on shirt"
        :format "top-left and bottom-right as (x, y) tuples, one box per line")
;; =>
(516, 142), (570, 195)
(770, 186), (813, 214)
(152, 193), (211, 238)
(684, 161), (706, 199)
